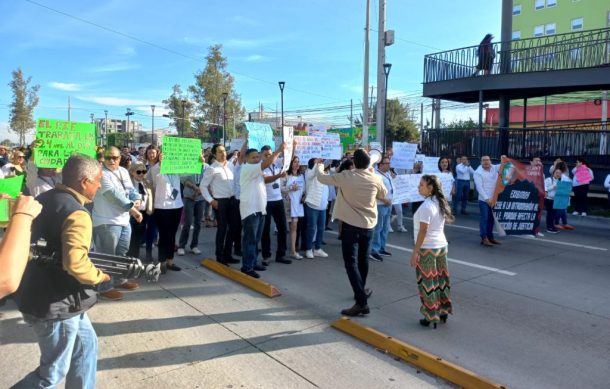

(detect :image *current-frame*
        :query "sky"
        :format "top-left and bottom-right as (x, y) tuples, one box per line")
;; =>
(0, 0), (502, 143)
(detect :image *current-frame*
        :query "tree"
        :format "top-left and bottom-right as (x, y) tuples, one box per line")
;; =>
(441, 118), (477, 130)
(0, 139), (12, 146)
(8, 68), (40, 146)
(162, 85), (194, 136)
(188, 45), (246, 141)
(385, 99), (419, 143)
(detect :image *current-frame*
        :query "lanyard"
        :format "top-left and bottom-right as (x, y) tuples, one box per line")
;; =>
(377, 169), (394, 193)
(104, 166), (126, 191)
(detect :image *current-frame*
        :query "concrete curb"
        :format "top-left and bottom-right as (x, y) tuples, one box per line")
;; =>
(332, 317), (506, 389)
(200, 258), (281, 298)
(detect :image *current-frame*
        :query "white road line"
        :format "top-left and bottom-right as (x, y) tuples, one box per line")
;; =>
(326, 231), (517, 276)
(403, 217), (608, 251)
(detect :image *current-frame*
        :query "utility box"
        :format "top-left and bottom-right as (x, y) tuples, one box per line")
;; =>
(385, 30), (395, 46)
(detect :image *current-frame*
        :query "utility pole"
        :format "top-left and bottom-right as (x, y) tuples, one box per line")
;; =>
(430, 99), (436, 128)
(375, 0), (386, 143)
(435, 99), (441, 128)
(362, 0), (371, 146)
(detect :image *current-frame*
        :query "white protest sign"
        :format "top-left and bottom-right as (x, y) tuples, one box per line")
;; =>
(320, 133), (342, 160)
(370, 141), (382, 151)
(391, 142), (418, 169)
(229, 138), (244, 151)
(294, 136), (321, 161)
(415, 154), (425, 163)
(423, 156), (440, 173)
(438, 172), (455, 202)
(282, 126), (294, 172)
(392, 174), (424, 204)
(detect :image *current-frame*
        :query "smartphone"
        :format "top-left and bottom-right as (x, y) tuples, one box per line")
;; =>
(170, 189), (179, 200)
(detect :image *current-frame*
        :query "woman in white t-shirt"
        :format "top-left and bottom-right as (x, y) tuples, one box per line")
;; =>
(410, 174), (454, 328)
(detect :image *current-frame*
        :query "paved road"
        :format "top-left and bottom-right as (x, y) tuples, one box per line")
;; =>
(1, 205), (609, 388)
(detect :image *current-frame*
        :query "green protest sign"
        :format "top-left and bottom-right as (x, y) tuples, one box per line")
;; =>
(35, 118), (97, 168)
(160, 136), (203, 174)
(0, 175), (24, 198)
(0, 199), (9, 222)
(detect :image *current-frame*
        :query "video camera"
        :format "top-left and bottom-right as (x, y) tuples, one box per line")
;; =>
(29, 241), (161, 282)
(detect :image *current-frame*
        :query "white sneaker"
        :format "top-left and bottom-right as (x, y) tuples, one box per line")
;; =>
(536, 232), (545, 237)
(305, 250), (314, 259)
(581, 212), (587, 216)
(291, 252), (303, 259)
(177, 248), (185, 256)
(572, 211), (579, 216)
(388, 226), (394, 233)
(397, 226), (408, 232)
(313, 249), (328, 257)
(190, 247), (202, 255)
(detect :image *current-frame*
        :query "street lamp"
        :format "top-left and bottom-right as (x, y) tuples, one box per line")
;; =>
(278, 81), (285, 138)
(382, 63), (392, 151)
(125, 108), (134, 148)
(222, 92), (228, 147)
(151, 105), (156, 145)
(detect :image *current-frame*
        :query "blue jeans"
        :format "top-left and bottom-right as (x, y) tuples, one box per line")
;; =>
(241, 212), (265, 271)
(304, 204), (326, 251)
(13, 313), (97, 389)
(478, 200), (494, 239)
(93, 224), (131, 291)
(178, 199), (204, 249)
(371, 204), (391, 253)
(455, 180), (470, 212)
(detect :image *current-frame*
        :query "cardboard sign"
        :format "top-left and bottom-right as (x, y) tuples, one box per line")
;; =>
(553, 180), (572, 210)
(35, 118), (97, 168)
(438, 172), (455, 202)
(282, 126), (294, 172)
(392, 174), (424, 204)
(0, 175), (25, 198)
(391, 142), (418, 169)
(423, 156), (440, 173)
(294, 136), (322, 161)
(245, 122), (274, 151)
(229, 138), (245, 151)
(320, 133), (342, 160)
(160, 136), (203, 174)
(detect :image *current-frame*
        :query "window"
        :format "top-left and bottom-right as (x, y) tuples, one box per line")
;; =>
(512, 30), (521, 40)
(547, 0), (557, 7)
(571, 18), (583, 30)
(534, 25), (544, 37)
(545, 23), (556, 35)
(535, 0), (545, 9)
(513, 4), (522, 15)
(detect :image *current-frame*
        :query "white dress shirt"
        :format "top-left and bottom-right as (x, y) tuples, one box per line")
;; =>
(199, 160), (235, 202)
(474, 165), (499, 201)
(456, 163), (475, 180)
(147, 163), (184, 209)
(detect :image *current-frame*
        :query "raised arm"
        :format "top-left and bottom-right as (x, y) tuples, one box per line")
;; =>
(261, 142), (286, 171)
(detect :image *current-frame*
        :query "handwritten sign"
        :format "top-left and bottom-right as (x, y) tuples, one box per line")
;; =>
(392, 174), (424, 204)
(0, 175), (25, 198)
(229, 138), (244, 151)
(553, 180), (572, 210)
(294, 136), (322, 161)
(160, 136), (203, 174)
(438, 172), (455, 202)
(0, 199), (9, 222)
(282, 126), (294, 172)
(370, 141), (382, 151)
(320, 133), (342, 160)
(35, 118), (97, 168)
(574, 165), (592, 184)
(391, 142), (418, 169)
(245, 122), (274, 151)
(423, 156), (440, 173)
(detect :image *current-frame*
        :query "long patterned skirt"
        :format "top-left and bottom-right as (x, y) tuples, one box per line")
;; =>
(415, 245), (452, 322)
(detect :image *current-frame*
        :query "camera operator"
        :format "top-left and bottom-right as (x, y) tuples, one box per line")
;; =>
(12, 154), (110, 389)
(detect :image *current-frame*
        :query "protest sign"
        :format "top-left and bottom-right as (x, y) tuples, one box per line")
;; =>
(438, 172), (455, 202)
(370, 141), (382, 151)
(391, 142), (417, 169)
(160, 137), (203, 174)
(392, 174), (424, 204)
(294, 136), (321, 161)
(423, 156), (440, 173)
(282, 126), (294, 172)
(553, 181), (572, 210)
(245, 122), (274, 151)
(320, 133), (342, 160)
(35, 118), (97, 168)
(0, 199), (9, 222)
(0, 175), (25, 198)
(229, 138), (244, 151)
(574, 165), (592, 184)
(491, 157), (545, 235)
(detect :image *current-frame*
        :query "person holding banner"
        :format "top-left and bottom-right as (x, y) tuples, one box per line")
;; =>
(454, 156), (475, 215)
(571, 158), (594, 216)
(550, 161), (574, 230)
(314, 149), (387, 316)
(410, 175), (454, 328)
(544, 168), (564, 234)
(474, 156), (501, 246)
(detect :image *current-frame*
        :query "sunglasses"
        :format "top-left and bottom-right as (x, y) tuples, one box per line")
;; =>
(136, 170), (147, 175)
(105, 155), (120, 161)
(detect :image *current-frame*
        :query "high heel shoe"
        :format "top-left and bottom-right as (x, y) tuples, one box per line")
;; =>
(440, 314), (448, 323)
(419, 319), (437, 329)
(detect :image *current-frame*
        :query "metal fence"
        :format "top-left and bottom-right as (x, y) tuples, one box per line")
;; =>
(424, 27), (610, 83)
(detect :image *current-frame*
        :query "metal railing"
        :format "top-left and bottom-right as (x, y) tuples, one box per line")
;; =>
(424, 28), (610, 83)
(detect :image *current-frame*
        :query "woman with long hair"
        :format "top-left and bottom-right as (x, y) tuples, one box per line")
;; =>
(438, 157), (456, 204)
(282, 156), (305, 259)
(1, 150), (26, 177)
(410, 174), (454, 328)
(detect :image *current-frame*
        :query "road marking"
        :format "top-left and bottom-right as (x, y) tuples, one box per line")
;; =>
(403, 217), (608, 251)
(326, 231), (516, 276)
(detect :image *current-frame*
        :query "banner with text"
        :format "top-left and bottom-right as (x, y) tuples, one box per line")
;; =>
(391, 142), (418, 169)
(320, 133), (342, 159)
(160, 137), (203, 174)
(245, 122), (274, 151)
(294, 136), (321, 161)
(282, 126), (294, 171)
(492, 157), (545, 235)
(35, 118), (97, 168)
(392, 174), (423, 204)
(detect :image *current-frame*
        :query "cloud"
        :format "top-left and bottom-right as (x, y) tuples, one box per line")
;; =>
(244, 54), (269, 63)
(225, 38), (278, 49)
(76, 96), (159, 107)
(89, 63), (140, 73)
(229, 15), (261, 27)
(134, 106), (170, 117)
(116, 45), (136, 56)
(49, 82), (82, 92)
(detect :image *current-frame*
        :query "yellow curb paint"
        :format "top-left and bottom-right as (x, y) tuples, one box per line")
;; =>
(200, 259), (281, 298)
(332, 317), (506, 389)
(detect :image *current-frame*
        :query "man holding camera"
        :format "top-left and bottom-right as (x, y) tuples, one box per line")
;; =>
(13, 155), (110, 389)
